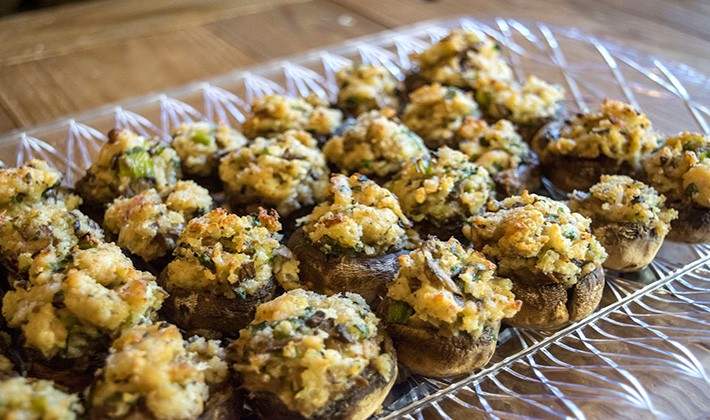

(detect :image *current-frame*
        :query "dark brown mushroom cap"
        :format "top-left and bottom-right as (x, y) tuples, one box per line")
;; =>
(591, 221), (664, 272)
(492, 153), (542, 197)
(287, 227), (405, 308)
(666, 203), (710, 243)
(505, 265), (605, 330)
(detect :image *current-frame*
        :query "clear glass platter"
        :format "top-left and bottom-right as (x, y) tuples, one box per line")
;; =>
(0, 16), (708, 419)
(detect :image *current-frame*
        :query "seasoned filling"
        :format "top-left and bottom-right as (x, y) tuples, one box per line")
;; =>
(323, 109), (428, 178)
(568, 175), (678, 236)
(457, 118), (533, 175)
(2, 242), (166, 358)
(0, 159), (79, 210)
(171, 122), (247, 177)
(543, 99), (661, 167)
(387, 238), (520, 337)
(475, 76), (564, 125)
(0, 377), (83, 419)
(0, 204), (104, 275)
(166, 208), (299, 298)
(231, 289), (393, 418)
(89, 323), (228, 420)
(336, 64), (400, 115)
(76, 129), (182, 205)
(219, 130), (329, 217)
(464, 192), (607, 286)
(642, 132), (710, 207)
(410, 29), (513, 88)
(402, 84), (480, 148)
(104, 181), (213, 261)
(242, 94), (343, 139)
(300, 174), (411, 256)
(385, 147), (494, 226)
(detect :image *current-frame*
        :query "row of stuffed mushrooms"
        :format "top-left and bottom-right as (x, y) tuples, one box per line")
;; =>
(1, 27), (709, 420)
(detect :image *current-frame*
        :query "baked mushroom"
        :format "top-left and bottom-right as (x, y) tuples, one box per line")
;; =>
(457, 118), (542, 196)
(533, 99), (661, 192)
(219, 129), (329, 230)
(159, 207), (299, 337)
(87, 322), (240, 420)
(381, 238), (520, 377)
(404, 28), (513, 93)
(475, 75), (565, 142)
(171, 121), (247, 184)
(464, 192), (608, 329)
(323, 108), (429, 182)
(230, 289), (396, 420)
(335, 63), (400, 116)
(288, 173), (413, 307)
(642, 132), (710, 242)
(0, 375), (84, 418)
(242, 94), (343, 143)
(568, 175), (678, 272)
(75, 128), (182, 212)
(2, 242), (166, 391)
(402, 83), (481, 149)
(385, 147), (495, 240)
(103, 180), (213, 265)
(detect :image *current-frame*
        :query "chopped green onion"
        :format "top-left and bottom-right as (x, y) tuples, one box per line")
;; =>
(386, 300), (413, 324)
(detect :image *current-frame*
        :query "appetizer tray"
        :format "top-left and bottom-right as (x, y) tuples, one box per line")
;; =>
(1, 16), (709, 419)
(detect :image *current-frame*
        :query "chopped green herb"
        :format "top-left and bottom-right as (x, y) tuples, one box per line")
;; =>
(233, 288), (248, 301)
(479, 137), (490, 147)
(685, 183), (699, 197)
(118, 148), (154, 179)
(354, 323), (369, 339)
(386, 300), (413, 324)
(563, 230), (578, 240)
(345, 96), (362, 110)
(360, 159), (373, 169)
(192, 131), (214, 145)
(197, 252), (215, 270)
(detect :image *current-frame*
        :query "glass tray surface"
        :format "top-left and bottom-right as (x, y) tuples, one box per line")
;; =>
(0, 17), (708, 420)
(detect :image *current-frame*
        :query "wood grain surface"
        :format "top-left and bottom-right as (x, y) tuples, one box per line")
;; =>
(0, 0), (707, 134)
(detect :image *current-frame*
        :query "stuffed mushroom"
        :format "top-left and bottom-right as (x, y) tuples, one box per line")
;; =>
(568, 175), (677, 272)
(0, 374), (84, 419)
(335, 63), (400, 116)
(75, 128), (182, 212)
(402, 83), (480, 149)
(288, 173), (413, 307)
(242, 94), (343, 142)
(475, 75), (565, 142)
(381, 238), (520, 377)
(159, 207), (299, 337)
(533, 99), (661, 192)
(171, 121), (247, 183)
(385, 147), (495, 240)
(457, 118), (542, 196)
(87, 322), (240, 419)
(2, 242), (166, 391)
(464, 192), (608, 329)
(103, 180), (213, 265)
(643, 132), (710, 242)
(218, 129), (329, 228)
(323, 108), (429, 181)
(230, 289), (396, 420)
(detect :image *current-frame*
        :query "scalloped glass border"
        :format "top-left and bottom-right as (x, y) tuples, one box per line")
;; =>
(1, 17), (708, 419)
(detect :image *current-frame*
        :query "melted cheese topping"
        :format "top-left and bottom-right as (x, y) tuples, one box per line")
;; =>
(3, 243), (166, 358)
(544, 99), (661, 167)
(300, 174), (411, 256)
(410, 29), (513, 88)
(76, 129), (182, 205)
(104, 181), (213, 261)
(457, 118), (532, 174)
(242, 94), (343, 139)
(336, 64), (399, 115)
(385, 147), (494, 226)
(568, 175), (677, 236)
(323, 109), (428, 178)
(166, 208), (299, 298)
(219, 130), (329, 217)
(402, 84), (480, 148)
(387, 238), (520, 336)
(476, 76), (564, 125)
(231, 289), (393, 418)
(171, 122), (247, 177)
(642, 132), (710, 207)
(0, 377), (83, 419)
(464, 192), (607, 286)
(89, 323), (228, 420)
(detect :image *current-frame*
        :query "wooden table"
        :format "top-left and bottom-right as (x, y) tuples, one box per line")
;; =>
(0, 0), (708, 135)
